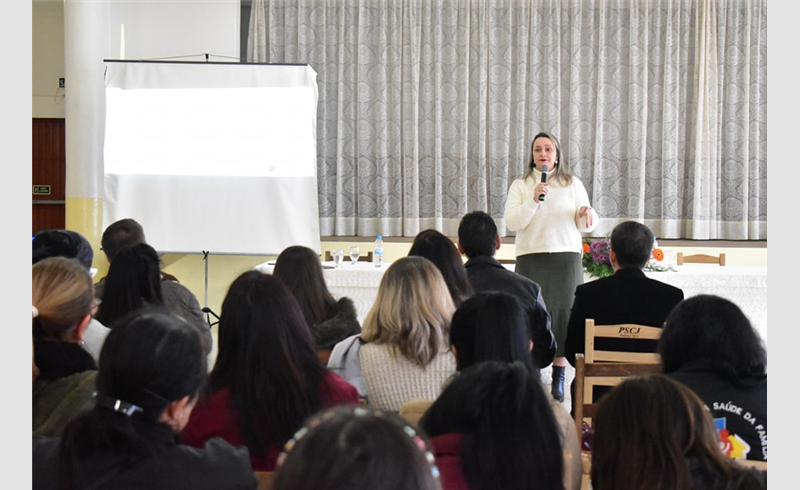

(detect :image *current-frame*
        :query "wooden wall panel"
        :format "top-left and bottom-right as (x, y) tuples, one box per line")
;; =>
(32, 118), (66, 234)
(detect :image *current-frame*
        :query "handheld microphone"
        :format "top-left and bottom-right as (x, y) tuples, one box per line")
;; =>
(538, 165), (548, 201)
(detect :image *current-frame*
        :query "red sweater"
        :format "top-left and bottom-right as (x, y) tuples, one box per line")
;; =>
(180, 371), (359, 471)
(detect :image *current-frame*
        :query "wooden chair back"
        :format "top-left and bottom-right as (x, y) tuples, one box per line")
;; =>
(677, 252), (726, 266)
(574, 319), (663, 436)
(255, 471), (276, 490)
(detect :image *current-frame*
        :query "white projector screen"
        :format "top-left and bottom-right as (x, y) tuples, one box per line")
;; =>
(103, 61), (321, 255)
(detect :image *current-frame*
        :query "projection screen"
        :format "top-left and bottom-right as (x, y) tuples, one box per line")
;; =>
(103, 61), (321, 255)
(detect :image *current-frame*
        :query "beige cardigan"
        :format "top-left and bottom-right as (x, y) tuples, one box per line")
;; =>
(359, 343), (456, 412)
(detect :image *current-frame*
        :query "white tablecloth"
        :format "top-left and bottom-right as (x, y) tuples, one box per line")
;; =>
(255, 260), (767, 347)
(254, 261), (389, 325)
(643, 265), (767, 346)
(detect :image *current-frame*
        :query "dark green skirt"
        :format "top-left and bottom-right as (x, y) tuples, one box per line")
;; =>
(515, 252), (583, 358)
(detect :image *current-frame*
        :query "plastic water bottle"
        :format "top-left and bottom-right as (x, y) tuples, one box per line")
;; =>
(374, 235), (384, 267)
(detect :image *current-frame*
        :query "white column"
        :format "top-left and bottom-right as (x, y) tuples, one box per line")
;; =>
(63, 0), (110, 264)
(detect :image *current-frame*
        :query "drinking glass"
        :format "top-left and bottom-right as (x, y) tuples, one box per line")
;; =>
(332, 248), (344, 268)
(349, 246), (361, 265)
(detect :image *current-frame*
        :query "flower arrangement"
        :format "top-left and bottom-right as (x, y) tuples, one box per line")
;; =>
(582, 239), (614, 278)
(582, 238), (671, 278)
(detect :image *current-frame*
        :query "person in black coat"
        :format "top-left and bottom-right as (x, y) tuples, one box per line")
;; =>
(456, 211), (556, 370)
(564, 221), (684, 367)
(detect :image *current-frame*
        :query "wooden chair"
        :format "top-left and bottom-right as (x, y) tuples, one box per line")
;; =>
(574, 319), (664, 490)
(324, 250), (373, 262)
(677, 252), (726, 266)
(255, 471), (276, 490)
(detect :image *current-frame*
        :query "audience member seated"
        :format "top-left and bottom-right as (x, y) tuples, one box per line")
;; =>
(181, 271), (359, 471)
(95, 218), (212, 353)
(456, 210), (556, 371)
(273, 245), (361, 360)
(93, 243), (167, 327)
(401, 291), (582, 490)
(658, 295), (768, 462)
(32, 229), (108, 359)
(33, 257), (98, 437)
(408, 229), (474, 307)
(272, 406), (441, 490)
(591, 375), (766, 490)
(33, 309), (257, 490)
(329, 256), (456, 410)
(564, 221), (684, 366)
(420, 361), (565, 490)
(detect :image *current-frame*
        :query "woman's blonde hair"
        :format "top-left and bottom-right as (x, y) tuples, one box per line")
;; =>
(32, 257), (94, 340)
(361, 256), (455, 367)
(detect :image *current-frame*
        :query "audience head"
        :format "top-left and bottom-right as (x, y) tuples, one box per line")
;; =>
(591, 375), (759, 490)
(95, 309), (207, 426)
(610, 221), (654, 270)
(658, 294), (767, 383)
(362, 256), (455, 367)
(33, 229), (94, 270)
(449, 291), (534, 372)
(58, 309), (206, 480)
(32, 257), (94, 342)
(209, 270), (325, 454)
(408, 229), (473, 306)
(420, 361), (563, 490)
(273, 406), (441, 490)
(101, 218), (146, 262)
(93, 243), (164, 328)
(273, 245), (337, 327)
(457, 211), (499, 259)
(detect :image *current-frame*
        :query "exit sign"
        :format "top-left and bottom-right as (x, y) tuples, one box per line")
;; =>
(33, 185), (51, 195)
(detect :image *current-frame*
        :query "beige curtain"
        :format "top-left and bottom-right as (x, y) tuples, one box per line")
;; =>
(248, 0), (766, 240)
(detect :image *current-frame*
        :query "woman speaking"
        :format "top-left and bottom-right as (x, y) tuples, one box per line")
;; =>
(504, 131), (598, 402)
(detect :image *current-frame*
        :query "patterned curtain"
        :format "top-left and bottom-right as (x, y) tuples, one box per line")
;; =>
(248, 0), (766, 239)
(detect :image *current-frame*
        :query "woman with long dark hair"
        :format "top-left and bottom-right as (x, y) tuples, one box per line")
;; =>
(408, 229), (474, 307)
(181, 271), (359, 471)
(93, 243), (165, 328)
(273, 245), (360, 354)
(33, 309), (257, 489)
(591, 375), (765, 490)
(420, 361), (565, 490)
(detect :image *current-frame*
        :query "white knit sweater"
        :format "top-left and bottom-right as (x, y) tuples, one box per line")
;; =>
(504, 170), (598, 256)
(359, 343), (456, 412)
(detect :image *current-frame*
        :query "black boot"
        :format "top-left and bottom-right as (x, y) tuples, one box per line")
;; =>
(551, 365), (565, 402)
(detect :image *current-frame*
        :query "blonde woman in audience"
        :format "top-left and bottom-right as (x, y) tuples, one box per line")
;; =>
(330, 256), (456, 411)
(33, 257), (98, 436)
(591, 375), (766, 490)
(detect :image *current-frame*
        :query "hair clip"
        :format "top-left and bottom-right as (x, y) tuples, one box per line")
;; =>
(94, 392), (143, 416)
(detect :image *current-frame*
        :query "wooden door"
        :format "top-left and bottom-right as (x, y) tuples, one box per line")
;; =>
(32, 118), (66, 234)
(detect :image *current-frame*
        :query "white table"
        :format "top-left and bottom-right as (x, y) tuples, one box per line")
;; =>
(643, 265), (767, 346)
(255, 260), (767, 347)
(254, 260), (390, 325)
